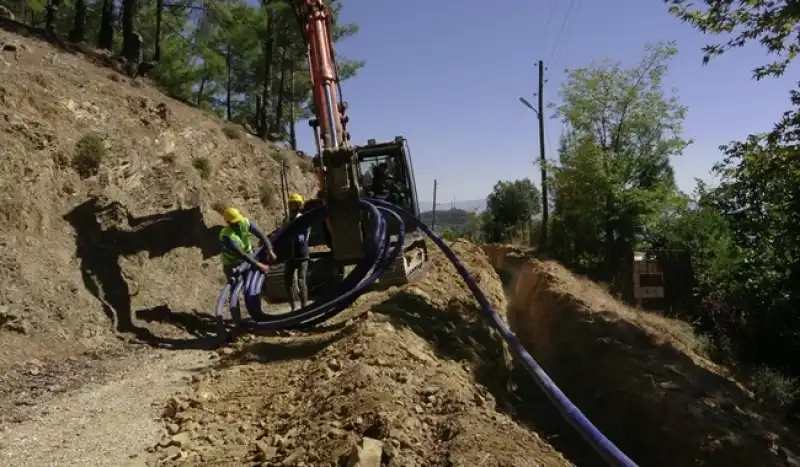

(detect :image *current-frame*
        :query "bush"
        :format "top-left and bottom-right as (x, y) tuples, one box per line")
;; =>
(259, 183), (275, 207)
(297, 156), (314, 173)
(222, 125), (243, 140)
(72, 133), (106, 178)
(270, 151), (289, 165)
(750, 365), (799, 411)
(192, 156), (212, 179)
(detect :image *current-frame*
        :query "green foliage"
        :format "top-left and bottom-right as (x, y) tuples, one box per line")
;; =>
(440, 228), (460, 241)
(750, 366), (800, 411)
(485, 179), (540, 237)
(549, 42), (690, 285)
(72, 133), (106, 178)
(665, 0), (799, 79)
(27, 0), (363, 141)
(192, 156), (212, 179)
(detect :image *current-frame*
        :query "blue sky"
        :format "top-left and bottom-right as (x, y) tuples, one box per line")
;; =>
(294, 0), (798, 202)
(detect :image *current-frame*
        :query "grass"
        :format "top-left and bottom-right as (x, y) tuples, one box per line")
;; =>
(270, 151), (289, 165)
(71, 133), (106, 178)
(259, 183), (275, 207)
(297, 156), (314, 173)
(192, 156), (212, 179)
(222, 125), (243, 140)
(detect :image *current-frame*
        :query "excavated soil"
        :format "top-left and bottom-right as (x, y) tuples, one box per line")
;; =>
(0, 24), (315, 429)
(149, 241), (572, 467)
(483, 244), (800, 467)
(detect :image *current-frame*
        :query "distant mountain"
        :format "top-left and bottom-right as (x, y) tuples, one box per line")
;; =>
(418, 199), (485, 213)
(420, 208), (473, 231)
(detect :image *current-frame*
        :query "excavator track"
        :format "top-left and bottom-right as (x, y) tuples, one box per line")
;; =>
(378, 234), (429, 287)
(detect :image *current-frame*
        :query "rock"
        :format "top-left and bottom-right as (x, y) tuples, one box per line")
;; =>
(328, 358), (342, 371)
(254, 440), (278, 460)
(169, 432), (192, 448)
(281, 447), (306, 466)
(166, 423), (180, 435)
(347, 437), (383, 467)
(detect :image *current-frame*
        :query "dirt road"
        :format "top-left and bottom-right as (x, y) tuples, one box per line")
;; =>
(0, 349), (213, 467)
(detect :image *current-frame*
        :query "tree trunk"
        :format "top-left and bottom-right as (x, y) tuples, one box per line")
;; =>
(225, 44), (232, 121)
(154, 0), (163, 61)
(68, 0), (87, 42)
(259, 0), (275, 139)
(120, 0), (138, 59)
(97, 0), (114, 50)
(196, 75), (207, 107)
(273, 45), (289, 139)
(44, 0), (59, 33)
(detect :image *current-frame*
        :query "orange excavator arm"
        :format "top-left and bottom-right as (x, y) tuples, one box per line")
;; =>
(294, 0), (364, 263)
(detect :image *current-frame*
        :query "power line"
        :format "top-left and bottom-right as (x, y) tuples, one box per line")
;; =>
(545, 0), (582, 67)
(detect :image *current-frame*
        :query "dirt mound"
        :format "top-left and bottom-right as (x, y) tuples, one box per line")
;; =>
(0, 26), (315, 390)
(149, 241), (573, 467)
(482, 245), (800, 467)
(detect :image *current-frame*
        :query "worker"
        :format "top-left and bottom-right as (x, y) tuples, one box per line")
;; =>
(283, 193), (310, 311)
(219, 207), (276, 283)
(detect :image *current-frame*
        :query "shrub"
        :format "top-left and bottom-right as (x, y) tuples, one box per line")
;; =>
(751, 365), (799, 411)
(192, 156), (212, 179)
(72, 133), (106, 178)
(259, 183), (275, 207)
(222, 125), (243, 140)
(297, 156), (314, 173)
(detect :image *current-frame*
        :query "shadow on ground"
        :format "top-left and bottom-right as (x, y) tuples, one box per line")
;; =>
(64, 196), (223, 350)
(372, 290), (606, 467)
(216, 325), (359, 370)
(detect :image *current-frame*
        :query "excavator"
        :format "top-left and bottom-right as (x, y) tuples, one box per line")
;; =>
(263, 0), (429, 302)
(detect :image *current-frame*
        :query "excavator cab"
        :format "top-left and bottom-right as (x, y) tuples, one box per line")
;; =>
(262, 136), (429, 303)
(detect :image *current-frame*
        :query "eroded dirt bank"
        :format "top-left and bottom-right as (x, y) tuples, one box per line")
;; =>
(483, 244), (800, 467)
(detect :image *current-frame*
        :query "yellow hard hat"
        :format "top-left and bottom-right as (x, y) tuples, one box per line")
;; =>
(223, 207), (245, 224)
(288, 193), (304, 204)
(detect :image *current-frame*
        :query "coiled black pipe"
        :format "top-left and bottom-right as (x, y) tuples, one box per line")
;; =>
(216, 197), (638, 467)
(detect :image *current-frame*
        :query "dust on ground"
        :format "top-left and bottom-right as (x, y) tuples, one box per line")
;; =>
(148, 241), (573, 467)
(483, 244), (800, 467)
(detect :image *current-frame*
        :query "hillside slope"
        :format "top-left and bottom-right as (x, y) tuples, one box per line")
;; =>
(0, 26), (316, 380)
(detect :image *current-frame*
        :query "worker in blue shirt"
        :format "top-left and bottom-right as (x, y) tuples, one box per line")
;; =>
(284, 193), (311, 311)
(219, 207), (276, 282)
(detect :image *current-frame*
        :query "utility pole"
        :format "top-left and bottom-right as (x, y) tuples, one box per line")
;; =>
(431, 179), (438, 230)
(537, 60), (548, 250)
(518, 61), (548, 250)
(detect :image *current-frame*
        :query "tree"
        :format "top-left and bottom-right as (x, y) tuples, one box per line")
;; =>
(665, 0), (800, 374)
(485, 179), (541, 242)
(549, 42), (691, 297)
(665, 0), (799, 80)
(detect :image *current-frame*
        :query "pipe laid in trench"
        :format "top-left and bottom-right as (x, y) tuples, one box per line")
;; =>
(216, 198), (638, 467)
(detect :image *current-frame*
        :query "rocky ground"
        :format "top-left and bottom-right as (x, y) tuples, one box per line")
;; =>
(3, 21), (800, 467)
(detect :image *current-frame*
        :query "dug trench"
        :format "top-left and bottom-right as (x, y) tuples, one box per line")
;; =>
(482, 243), (800, 467)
